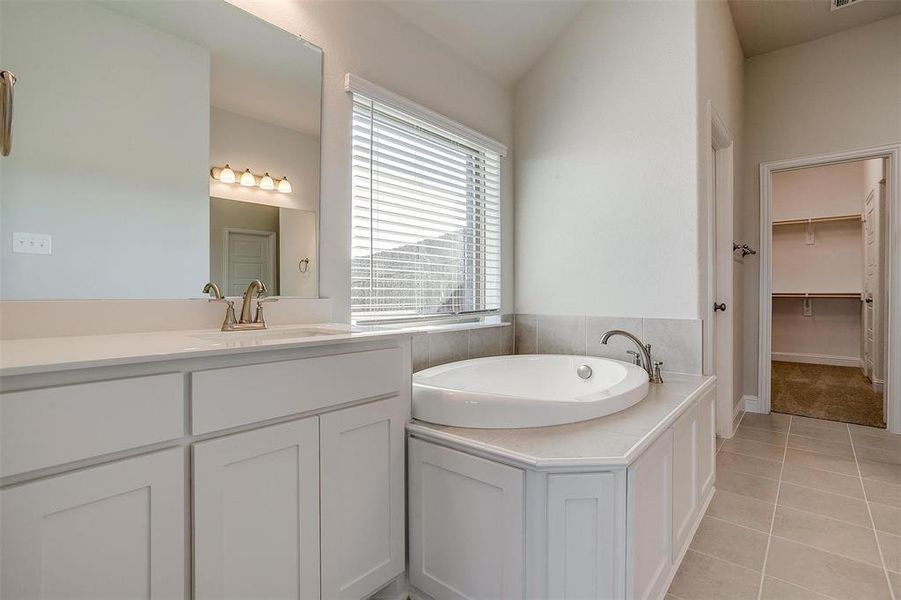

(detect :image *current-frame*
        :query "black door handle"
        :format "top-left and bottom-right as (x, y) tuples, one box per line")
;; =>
(865, 298), (873, 304)
(714, 302), (727, 312)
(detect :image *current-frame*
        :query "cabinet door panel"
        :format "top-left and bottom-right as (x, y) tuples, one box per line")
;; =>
(1, 448), (185, 599)
(320, 397), (407, 599)
(193, 418), (319, 600)
(627, 429), (673, 600)
(698, 387), (716, 501)
(547, 472), (624, 600)
(409, 438), (524, 600)
(672, 402), (700, 556)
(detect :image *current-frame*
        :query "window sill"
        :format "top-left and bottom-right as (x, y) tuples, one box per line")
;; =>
(356, 316), (511, 336)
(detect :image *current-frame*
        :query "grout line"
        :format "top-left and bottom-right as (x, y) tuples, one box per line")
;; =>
(850, 422), (898, 600)
(704, 514), (772, 535)
(768, 533), (886, 570)
(757, 415), (791, 600)
(686, 547), (763, 574)
(762, 574), (841, 600)
(773, 502), (875, 529)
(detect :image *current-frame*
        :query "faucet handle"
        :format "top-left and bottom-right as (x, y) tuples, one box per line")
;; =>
(651, 361), (664, 384)
(626, 350), (642, 366)
(253, 297), (278, 325)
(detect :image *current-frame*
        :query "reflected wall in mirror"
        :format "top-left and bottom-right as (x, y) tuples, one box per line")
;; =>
(0, 0), (321, 299)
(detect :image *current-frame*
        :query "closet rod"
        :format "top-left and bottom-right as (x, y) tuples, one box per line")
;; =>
(772, 292), (861, 299)
(772, 213), (861, 226)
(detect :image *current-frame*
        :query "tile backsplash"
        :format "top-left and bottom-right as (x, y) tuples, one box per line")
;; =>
(410, 313), (702, 375)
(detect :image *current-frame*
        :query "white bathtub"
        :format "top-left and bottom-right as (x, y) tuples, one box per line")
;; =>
(412, 354), (650, 428)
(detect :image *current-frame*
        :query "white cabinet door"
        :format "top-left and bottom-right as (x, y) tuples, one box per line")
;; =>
(1, 448), (185, 600)
(671, 402), (700, 558)
(409, 438), (524, 600)
(193, 418), (319, 600)
(627, 429), (673, 600)
(698, 387), (716, 502)
(547, 472), (625, 600)
(320, 397), (407, 599)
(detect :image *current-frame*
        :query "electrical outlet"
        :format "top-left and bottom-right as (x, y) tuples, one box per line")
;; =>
(12, 232), (52, 255)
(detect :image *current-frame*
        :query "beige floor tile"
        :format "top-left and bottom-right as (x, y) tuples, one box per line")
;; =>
(864, 479), (901, 508)
(760, 577), (832, 600)
(785, 448), (859, 476)
(851, 429), (901, 454)
(734, 425), (788, 446)
(870, 502), (901, 536)
(689, 516), (768, 571)
(772, 506), (882, 567)
(787, 434), (854, 458)
(855, 444), (901, 466)
(706, 490), (774, 532)
(717, 469), (781, 503)
(741, 412), (791, 433)
(778, 483), (872, 527)
(790, 421), (852, 442)
(889, 571), (901, 597)
(850, 423), (898, 438)
(668, 549), (761, 600)
(792, 415), (850, 431)
(878, 531), (901, 574)
(721, 437), (786, 462)
(781, 463), (864, 498)
(859, 460), (901, 486)
(764, 537), (892, 600)
(717, 451), (782, 480)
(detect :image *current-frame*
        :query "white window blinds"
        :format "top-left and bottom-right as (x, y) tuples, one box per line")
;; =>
(349, 77), (503, 324)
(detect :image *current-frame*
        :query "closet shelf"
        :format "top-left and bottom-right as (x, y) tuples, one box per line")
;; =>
(772, 292), (861, 299)
(772, 213), (862, 226)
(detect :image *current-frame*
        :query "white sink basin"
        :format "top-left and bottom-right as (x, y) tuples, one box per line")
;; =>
(191, 325), (349, 343)
(413, 354), (650, 428)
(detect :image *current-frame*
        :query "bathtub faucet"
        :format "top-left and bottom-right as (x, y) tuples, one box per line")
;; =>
(599, 330), (664, 384)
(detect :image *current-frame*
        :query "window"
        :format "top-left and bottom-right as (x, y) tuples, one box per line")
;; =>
(349, 76), (504, 324)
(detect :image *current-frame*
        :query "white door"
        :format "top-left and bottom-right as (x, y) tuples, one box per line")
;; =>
(225, 230), (274, 296)
(320, 397), (407, 600)
(627, 429), (673, 600)
(1, 448), (185, 599)
(671, 402), (700, 558)
(193, 418), (320, 600)
(863, 185), (882, 387)
(409, 438), (524, 600)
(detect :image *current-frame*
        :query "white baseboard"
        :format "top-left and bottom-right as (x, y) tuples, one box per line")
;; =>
(742, 394), (761, 414)
(772, 352), (861, 369)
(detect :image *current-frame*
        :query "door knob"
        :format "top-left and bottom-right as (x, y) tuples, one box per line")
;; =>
(714, 302), (727, 312)
(865, 298), (873, 304)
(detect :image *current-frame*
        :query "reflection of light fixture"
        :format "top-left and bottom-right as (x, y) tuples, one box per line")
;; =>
(277, 176), (292, 194)
(217, 164), (236, 184)
(210, 165), (293, 194)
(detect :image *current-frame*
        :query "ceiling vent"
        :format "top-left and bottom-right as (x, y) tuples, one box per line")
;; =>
(831, 0), (863, 11)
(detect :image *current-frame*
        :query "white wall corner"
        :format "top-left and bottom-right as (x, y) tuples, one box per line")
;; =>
(741, 394), (760, 414)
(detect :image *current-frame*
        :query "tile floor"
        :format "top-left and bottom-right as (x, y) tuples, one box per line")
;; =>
(667, 412), (901, 600)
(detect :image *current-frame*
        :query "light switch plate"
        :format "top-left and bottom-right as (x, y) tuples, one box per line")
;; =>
(12, 232), (52, 255)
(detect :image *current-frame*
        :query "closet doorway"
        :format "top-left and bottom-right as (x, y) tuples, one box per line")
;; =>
(758, 145), (900, 433)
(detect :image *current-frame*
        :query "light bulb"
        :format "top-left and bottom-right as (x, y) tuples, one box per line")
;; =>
(240, 169), (256, 187)
(277, 176), (292, 194)
(260, 173), (275, 191)
(219, 164), (236, 184)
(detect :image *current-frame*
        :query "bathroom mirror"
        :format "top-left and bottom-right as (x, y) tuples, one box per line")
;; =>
(0, 0), (322, 299)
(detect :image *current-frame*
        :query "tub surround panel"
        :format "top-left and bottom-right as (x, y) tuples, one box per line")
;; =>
(408, 373), (714, 470)
(411, 320), (513, 372)
(512, 313), (703, 374)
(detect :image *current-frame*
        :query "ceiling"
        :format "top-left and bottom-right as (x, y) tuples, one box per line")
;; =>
(729, 0), (901, 57)
(101, 1), (322, 136)
(384, 0), (588, 85)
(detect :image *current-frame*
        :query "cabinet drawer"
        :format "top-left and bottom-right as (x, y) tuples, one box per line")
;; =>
(191, 347), (403, 434)
(1, 374), (184, 478)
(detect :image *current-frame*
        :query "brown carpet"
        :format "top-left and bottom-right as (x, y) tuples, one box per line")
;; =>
(771, 361), (885, 428)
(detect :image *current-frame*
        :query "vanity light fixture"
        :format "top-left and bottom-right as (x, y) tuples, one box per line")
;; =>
(239, 168), (255, 187)
(277, 176), (292, 194)
(210, 165), (293, 194)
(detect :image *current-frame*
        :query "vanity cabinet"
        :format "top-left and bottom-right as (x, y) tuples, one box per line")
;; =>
(193, 418), (321, 600)
(0, 448), (185, 599)
(671, 402), (700, 557)
(408, 438), (525, 600)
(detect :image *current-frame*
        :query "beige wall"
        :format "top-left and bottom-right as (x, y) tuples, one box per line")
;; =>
(227, 0), (514, 322)
(741, 15), (901, 397)
(696, 0), (745, 411)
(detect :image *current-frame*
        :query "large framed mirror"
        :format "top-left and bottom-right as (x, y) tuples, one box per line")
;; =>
(0, 0), (322, 299)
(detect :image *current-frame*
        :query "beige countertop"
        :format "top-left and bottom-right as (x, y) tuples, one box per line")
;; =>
(407, 372), (715, 470)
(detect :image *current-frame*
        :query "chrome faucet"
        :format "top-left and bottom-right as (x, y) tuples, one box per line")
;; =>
(599, 329), (664, 383)
(202, 280), (274, 331)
